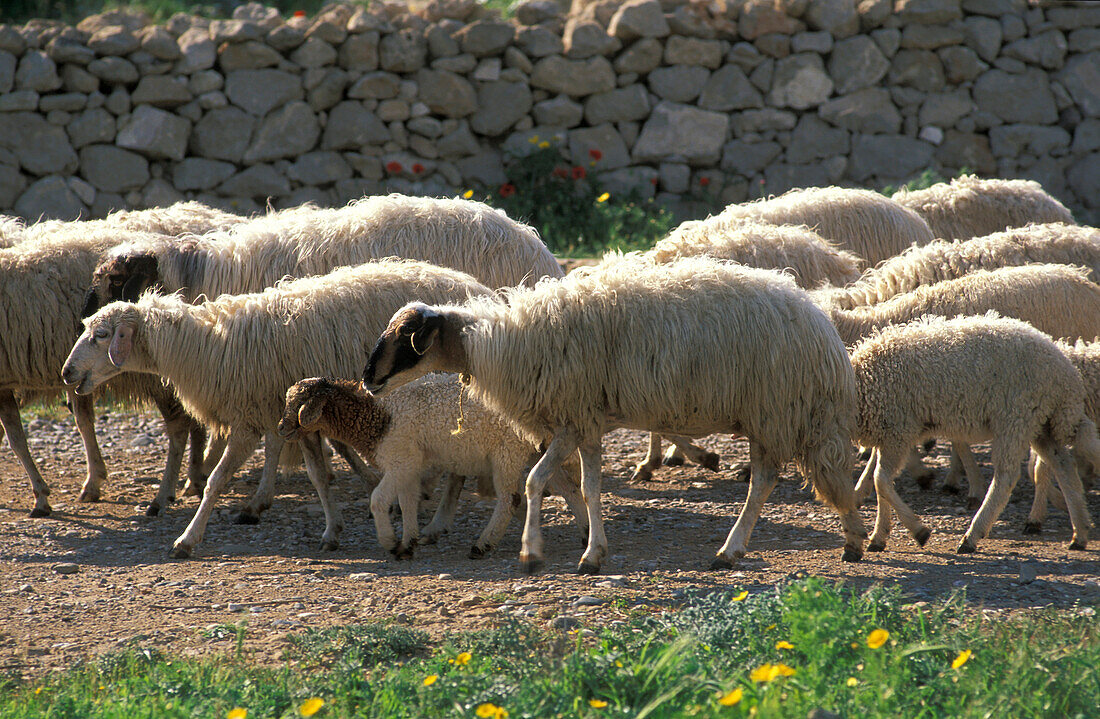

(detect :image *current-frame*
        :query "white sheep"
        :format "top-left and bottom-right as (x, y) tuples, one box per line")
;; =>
(893, 175), (1076, 241)
(822, 223), (1100, 310)
(63, 259), (494, 558)
(278, 375), (586, 559)
(715, 186), (935, 266)
(362, 253), (868, 574)
(851, 314), (1097, 553)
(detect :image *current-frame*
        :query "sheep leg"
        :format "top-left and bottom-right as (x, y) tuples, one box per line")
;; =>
(144, 388), (193, 517)
(868, 481), (894, 553)
(370, 465), (422, 556)
(1025, 451), (1049, 534)
(630, 432), (663, 482)
(1033, 438), (1089, 550)
(903, 447), (935, 490)
(958, 442), (1025, 553)
(330, 439), (380, 489)
(184, 421), (209, 493)
(300, 432), (344, 551)
(393, 470), (422, 559)
(713, 442), (776, 569)
(170, 430), (260, 559)
(0, 390), (51, 517)
(550, 470), (590, 541)
(422, 473), (464, 544)
(576, 439), (607, 574)
(184, 433), (226, 497)
(71, 392), (108, 503)
(953, 443), (986, 511)
(665, 434), (721, 471)
(853, 448), (877, 504)
(520, 428), (579, 574)
(471, 470), (520, 560)
(236, 433), (287, 523)
(869, 446), (931, 550)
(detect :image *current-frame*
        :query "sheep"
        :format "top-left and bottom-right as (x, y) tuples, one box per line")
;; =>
(0, 225), (210, 517)
(715, 186), (935, 266)
(82, 194), (562, 317)
(893, 176), (1075, 241)
(821, 223), (1100, 310)
(851, 314), (1097, 553)
(362, 253), (868, 575)
(277, 375), (587, 559)
(63, 259), (494, 558)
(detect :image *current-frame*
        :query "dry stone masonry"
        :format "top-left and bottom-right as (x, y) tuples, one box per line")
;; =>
(0, 0), (1097, 223)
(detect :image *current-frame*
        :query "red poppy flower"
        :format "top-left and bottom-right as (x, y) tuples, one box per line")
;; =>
(571, 166), (586, 180)
(650, 177), (659, 185)
(699, 176), (711, 187)
(499, 183), (517, 198)
(412, 163), (425, 174)
(588, 149), (603, 161)
(385, 161), (403, 173)
(552, 166), (569, 179)
(293, 10), (306, 17)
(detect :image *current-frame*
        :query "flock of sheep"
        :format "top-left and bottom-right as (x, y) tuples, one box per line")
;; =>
(2, 174), (1096, 576)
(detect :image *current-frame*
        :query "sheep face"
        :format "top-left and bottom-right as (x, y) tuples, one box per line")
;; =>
(82, 251), (160, 319)
(278, 378), (331, 440)
(63, 306), (144, 395)
(363, 303), (448, 395)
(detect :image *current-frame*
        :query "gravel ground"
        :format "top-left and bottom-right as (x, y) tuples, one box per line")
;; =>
(1, 407), (1097, 678)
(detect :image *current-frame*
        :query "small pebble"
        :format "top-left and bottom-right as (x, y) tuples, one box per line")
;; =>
(348, 572), (377, 581)
(437, 573), (453, 580)
(226, 603), (245, 612)
(53, 563), (79, 575)
(572, 596), (603, 608)
(548, 615), (580, 631)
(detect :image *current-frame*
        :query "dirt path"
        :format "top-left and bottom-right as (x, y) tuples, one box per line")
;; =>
(1, 408), (1097, 678)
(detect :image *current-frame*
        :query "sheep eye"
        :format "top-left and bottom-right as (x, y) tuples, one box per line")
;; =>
(93, 328), (110, 340)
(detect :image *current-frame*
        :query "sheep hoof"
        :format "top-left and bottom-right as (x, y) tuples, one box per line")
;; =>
(520, 557), (544, 575)
(629, 467), (653, 483)
(941, 483), (961, 495)
(867, 542), (886, 553)
(420, 531), (443, 545)
(1068, 540), (1087, 551)
(392, 545), (414, 560)
(956, 541), (976, 554)
(966, 497), (982, 512)
(182, 482), (204, 497)
(699, 452), (722, 472)
(78, 487), (101, 503)
(913, 526), (932, 547)
(733, 465), (752, 483)
(914, 472), (935, 491)
(169, 544), (193, 559)
(234, 511), (261, 525)
(145, 504), (162, 517)
(320, 540), (339, 551)
(921, 438), (936, 454)
(1022, 521), (1042, 535)
(576, 560), (601, 575)
(841, 546), (863, 562)
(469, 545), (487, 559)
(661, 454), (685, 467)
(709, 555), (736, 570)
(29, 505), (52, 518)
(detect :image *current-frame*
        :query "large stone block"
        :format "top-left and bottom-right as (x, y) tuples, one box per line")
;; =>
(172, 157), (236, 190)
(0, 112), (78, 176)
(0, 163), (26, 208)
(720, 139), (782, 176)
(1060, 53), (1100, 118)
(934, 129), (995, 174)
(767, 54), (834, 109)
(417, 69), (478, 117)
(176, 27), (217, 74)
(218, 39), (282, 71)
(16, 51), (61, 92)
(190, 106), (256, 162)
(786, 114), (849, 163)
(470, 81), (532, 136)
(66, 108), (115, 148)
(568, 123), (630, 170)
(828, 35), (889, 94)
(380, 29), (427, 72)
(531, 55), (616, 97)
(287, 151), (353, 185)
(1068, 152), (1100, 210)
(849, 134), (933, 181)
(632, 101), (728, 165)
(321, 101), (391, 149)
(79, 144), (149, 192)
(116, 105), (192, 161)
(130, 75), (193, 108)
(0, 50), (16, 94)
(648, 65), (710, 103)
(218, 163), (291, 197)
(15, 175), (85, 220)
(973, 68), (1057, 124)
(584, 84), (650, 125)
(888, 49), (945, 92)
(608, 0), (670, 41)
(225, 69), (303, 116)
(804, 0), (859, 39)
(698, 65), (763, 111)
(243, 101), (320, 164)
(455, 20), (515, 57)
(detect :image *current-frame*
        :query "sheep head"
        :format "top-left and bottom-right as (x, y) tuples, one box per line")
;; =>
(364, 303), (458, 396)
(63, 303), (145, 395)
(82, 250), (160, 319)
(279, 377), (333, 440)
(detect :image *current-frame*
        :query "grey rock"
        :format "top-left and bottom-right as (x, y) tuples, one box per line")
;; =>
(572, 595), (604, 607)
(1069, 28), (1100, 54)
(791, 31), (833, 54)
(456, 20), (515, 57)
(266, 24), (306, 53)
(190, 106), (255, 162)
(666, 5), (720, 39)
(1072, 118), (1100, 154)
(531, 55), (615, 97)
(0, 51), (16, 94)
(767, 53), (834, 109)
(432, 54), (477, 73)
(989, 124), (1071, 158)
(1003, 30), (1066, 71)
(608, 0), (670, 41)
(176, 27), (217, 74)
(307, 68), (349, 111)
(829, 35), (889, 94)
(141, 178), (185, 207)
(765, 159), (844, 194)
(291, 37), (337, 68)
(456, 149), (507, 185)
(287, 151), (352, 184)
(348, 71), (402, 100)
(569, 123), (630, 169)
(141, 26), (180, 60)
(1001, 13), (1026, 43)
(563, 20), (618, 60)
(130, 75), (193, 107)
(1068, 152), (1100, 210)
(172, 157), (235, 190)
(426, 21), (461, 59)
(1048, 4), (1100, 30)
(61, 65), (99, 94)
(755, 34), (791, 59)
(0, 90), (38, 111)
(889, 49), (944, 92)
(87, 56), (139, 85)
(935, 129), (995, 174)
(46, 38), (96, 65)
(633, 101), (728, 165)
(218, 163), (290, 197)
(16, 50), (61, 92)
(322, 101), (390, 149)
(470, 81), (532, 136)
(738, 0), (806, 40)
(871, 26), (901, 57)
(116, 105), (191, 160)
(473, 57), (502, 81)
(973, 68), (1057, 124)
(407, 116), (443, 138)
(0, 112), (78, 175)
(515, 0), (563, 26)
(938, 45), (986, 83)
(0, 163), (27, 207)
(224, 69), (302, 116)
(699, 65), (763, 111)
(79, 144), (149, 191)
(548, 615), (580, 631)
(504, 46), (533, 73)
(962, 15), (1001, 63)
(88, 26), (140, 55)
(900, 23), (964, 50)
(721, 139), (782, 175)
(218, 39), (281, 71)
(417, 69), (477, 117)
(659, 162), (690, 192)
(377, 98), (410, 122)
(961, 0), (1024, 14)
(243, 101), (320, 163)
(895, 0), (962, 24)
(15, 176), (85, 220)
(66, 107), (115, 147)
(648, 65), (710, 103)
(1060, 53), (1100, 118)
(210, 19), (264, 44)
(849, 134), (934, 181)
(438, 121), (481, 158)
(0, 26), (27, 56)
(805, 0), (859, 38)
(516, 26), (563, 58)
(188, 70), (224, 95)
(380, 29), (427, 72)
(339, 31), (379, 71)
(664, 36), (723, 68)
(614, 38), (663, 74)
(534, 94), (584, 127)
(787, 114), (849, 163)
(585, 84), (650, 125)
(735, 107), (798, 133)
(918, 89), (973, 128)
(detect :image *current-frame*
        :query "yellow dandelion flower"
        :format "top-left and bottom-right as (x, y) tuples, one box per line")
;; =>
(596, 192), (610, 203)
(952, 649), (972, 669)
(589, 161), (597, 166)
(867, 629), (889, 649)
(765, 624), (777, 630)
(775, 640), (794, 650)
(455, 651), (472, 666)
(299, 697), (324, 717)
(495, 709), (509, 719)
(846, 677), (858, 687)
(615, 660), (623, 668)
(538, 141), (550, 148)
(750, 664), (775, 682)
(850, 642), (859, 649)
(476, 703), (500, 717)
(732, 590), (749, 602)
(528, 135), (540, 144)
(228, 709), (247, 719)
(589, 699), (609, 708)
(773, 663), (795, 677)
(717, 688), (743, 706)
(463, 189), (474, 199)
(34, 687), (42, 695)
(423, 674), (438, 686)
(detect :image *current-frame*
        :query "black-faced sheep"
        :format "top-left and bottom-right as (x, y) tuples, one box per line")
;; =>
(363, 253), (867, 575)
(64, 260), (494, 558)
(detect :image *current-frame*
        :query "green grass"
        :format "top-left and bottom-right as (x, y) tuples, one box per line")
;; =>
(3, 578), (1097, 717)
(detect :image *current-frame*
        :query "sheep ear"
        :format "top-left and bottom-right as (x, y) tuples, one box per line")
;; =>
(297, 397), (324, 428)
(107, 324), (133, 368)
(411, 312), (442, 355)
(120, 274), (147, 302)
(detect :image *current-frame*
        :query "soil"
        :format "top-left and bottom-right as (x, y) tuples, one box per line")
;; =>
(1, 407), (1097, 679)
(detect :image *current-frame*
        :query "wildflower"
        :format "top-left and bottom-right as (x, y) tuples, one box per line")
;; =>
(867, 629), (889, 649)
(293, 10), (306, 17)
(462, 189), (474, 199)
(228, 709), (247, 719)
(589, 699), (609, 708)
(589, 149), (603, 161)
(299, 697), (324, 717)
(596, 192), (610, 203)
(951, 649), (972, 669)
(423, 675), (438, 686)
(552, 166), (569, 179)
(385, 161), (403, 173)
(571, 166), (587, 180)
(732, 590), (749, 602)
(412, 163), (425, 174)
(34, 687), (42, 695)
(750, 663), (795, 682)
(538, 141), (550, 149)
(498, 183), (516, 198)
(528, 135), (540, 144)
(614, 660), (623, 668)
(455, 651), (472, 666)
(850, 642), (859, 649)
(775, 640), (794, 650)
(717, 688), (743, 706)
(765, 624), (777, 630)
(846, 677), (858, 687)
(699, 177), (711, 187)
(476, 703), (507, 718)
(650, 177), (658, 185)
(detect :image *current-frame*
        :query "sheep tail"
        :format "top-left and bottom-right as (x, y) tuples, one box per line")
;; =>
(1072, 417), (1100, 476)
(797, 432), (857, 513)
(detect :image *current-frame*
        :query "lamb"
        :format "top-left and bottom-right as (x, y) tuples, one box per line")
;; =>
(362, 253), (868, 574)
(821, 223), (1100, 310)
(82, 194), (562, 316)
(278, 375), (586, 559)
(63, 259), (494, 558)
(0, 225), (209, 517)
(893, 176), (1075, 241)
(715, 186), (935, 266)
(851, 314), (1097, 553)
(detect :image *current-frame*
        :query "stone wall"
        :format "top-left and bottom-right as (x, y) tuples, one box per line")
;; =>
(1, 0), (1097, 223)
